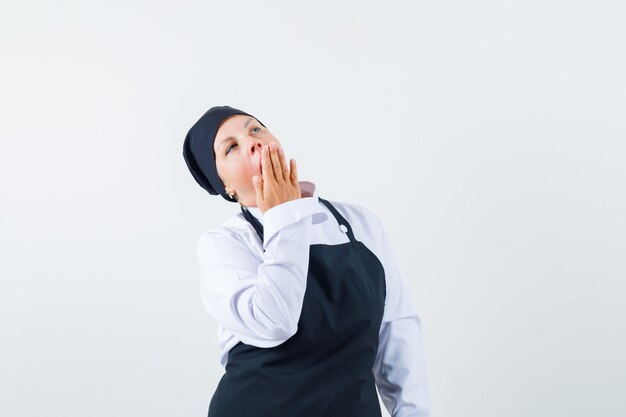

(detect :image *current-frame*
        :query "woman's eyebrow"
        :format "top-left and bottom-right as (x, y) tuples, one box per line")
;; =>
(217, 117), (255, 151)
(217, 137), (233, 152)
(243, 117), (254, 128)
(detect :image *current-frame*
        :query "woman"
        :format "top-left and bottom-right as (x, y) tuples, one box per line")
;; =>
(183, 105), (431, 417)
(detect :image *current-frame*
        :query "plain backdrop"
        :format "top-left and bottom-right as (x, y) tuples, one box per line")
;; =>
(1, 1), (625, 416)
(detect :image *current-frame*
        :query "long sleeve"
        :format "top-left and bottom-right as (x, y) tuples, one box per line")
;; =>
(196, 196), (328, 347)
(371, 217), (431, 417)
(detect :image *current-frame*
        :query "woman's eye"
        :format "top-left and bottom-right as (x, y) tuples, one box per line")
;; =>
(226, 143), (237, 155)
(251, 127), (261, 133)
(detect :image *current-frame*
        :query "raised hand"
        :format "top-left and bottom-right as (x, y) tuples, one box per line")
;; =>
(252, 142), (301, 215)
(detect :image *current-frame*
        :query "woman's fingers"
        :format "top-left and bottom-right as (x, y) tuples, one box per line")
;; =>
(289, 158), (298, 186)
(262, 144), (275, 184)
(276, 144), (290, 182)
(269, 142), (283, 182)
(255, 142), (301, 214)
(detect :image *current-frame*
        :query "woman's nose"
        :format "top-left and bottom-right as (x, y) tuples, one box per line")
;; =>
(249, 140), (263, 156)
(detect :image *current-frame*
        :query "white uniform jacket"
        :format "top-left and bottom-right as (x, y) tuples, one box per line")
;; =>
(196, 180), (431, 417)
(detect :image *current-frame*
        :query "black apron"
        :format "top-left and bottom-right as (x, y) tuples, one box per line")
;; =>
(208, 197), (386, 417)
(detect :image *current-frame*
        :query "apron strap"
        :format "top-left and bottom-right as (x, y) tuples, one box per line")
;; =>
(318, 197), (357, 243)
(240, 205), (265, 249)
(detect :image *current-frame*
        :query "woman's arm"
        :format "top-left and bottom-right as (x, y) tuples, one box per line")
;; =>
(370, 215), (432, 417)
(196, 197), (327, 347)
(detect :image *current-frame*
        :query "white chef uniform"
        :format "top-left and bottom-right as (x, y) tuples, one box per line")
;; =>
(196, 180), (431, 417)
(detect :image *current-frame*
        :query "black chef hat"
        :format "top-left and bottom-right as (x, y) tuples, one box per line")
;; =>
(183, 105), (266, 202)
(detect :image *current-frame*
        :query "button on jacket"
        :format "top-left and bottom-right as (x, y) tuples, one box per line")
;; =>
(196, 180), (431, 417)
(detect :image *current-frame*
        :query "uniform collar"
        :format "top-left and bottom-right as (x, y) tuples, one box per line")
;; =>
(244, 180), (317, 222)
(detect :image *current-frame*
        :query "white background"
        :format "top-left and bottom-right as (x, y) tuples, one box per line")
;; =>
(1, 1), (625, 416)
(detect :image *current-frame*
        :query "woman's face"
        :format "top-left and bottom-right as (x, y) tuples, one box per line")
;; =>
(213, 114), (281, 207)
